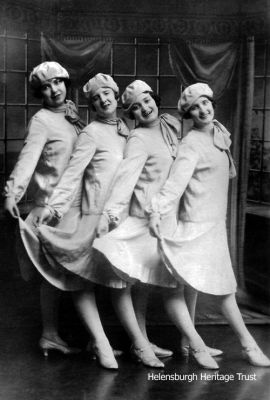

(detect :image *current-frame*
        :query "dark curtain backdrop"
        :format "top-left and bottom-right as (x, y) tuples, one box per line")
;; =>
(41, 36), (255, 290)
(169, 38), (254, 288)
(41, 35), (112, 87)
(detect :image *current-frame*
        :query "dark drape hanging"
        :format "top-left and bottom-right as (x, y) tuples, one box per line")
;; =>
(41, 35), (113, 87)
(169, 38), (255, 289)
(169, 40), (239, 99)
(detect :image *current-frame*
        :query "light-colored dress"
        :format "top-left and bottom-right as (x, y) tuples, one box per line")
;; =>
(4, 102), (85, 290)
(36, 119), (129, 289)
(93, 114), (180, 287)
(146, 120), (238, 295)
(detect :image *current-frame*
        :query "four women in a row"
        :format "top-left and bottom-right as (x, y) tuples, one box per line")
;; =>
(4, 61), (270, 371)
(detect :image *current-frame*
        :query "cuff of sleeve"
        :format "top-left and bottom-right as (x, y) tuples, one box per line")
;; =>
(103, 211), (120, 225)
(149, 211), (161, 219)
(45, 205), (63, 220)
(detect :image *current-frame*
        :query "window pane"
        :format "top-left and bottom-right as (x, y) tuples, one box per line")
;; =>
(7, 38), (26, 70)
(27, 40), (41, 71)
(160, 44), (173, 75)
(264, 111), (270, 141)
(6, 140), (24, 175)
(249, 140), (262, 170)
(267, 44), (270, 75)
(0, 106), (4, 138)
(0, 72), (5, 103)
(0, 38), (4, 70)
(6, 106), (26, 139)
(265, 78), (270, 108)
(28, 106), (40, 123)
(251, 110), (263, 139)
(247, 171), (261, 201)
(137, 45), (158, 75)
(6, 72), (25, 103)
(253, 78), (264, 108)
(263, 141), (270, 172)
(136, 77), (157, 92)
(114, 45), (135, 75)
(116, 76), (135, 97)
(0, 141), (4, 172)
(137, 38), (158, 44)
(159, 77), (179, 107)
(255, 43), (266, 75)
(262, 172), (270, 202)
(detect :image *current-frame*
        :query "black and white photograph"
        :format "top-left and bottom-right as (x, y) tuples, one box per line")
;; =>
(0, 1), (270, 399)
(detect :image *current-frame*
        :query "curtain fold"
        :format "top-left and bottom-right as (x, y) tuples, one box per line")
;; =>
(169, 40), (239, 99)
(41, 35), (113, 86)
(169, 38), (254, 289)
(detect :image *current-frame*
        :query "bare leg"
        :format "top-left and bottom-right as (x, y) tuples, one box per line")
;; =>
(218, 293), (270, 366)
(72, 286), (118, 369)
(111, 285), (164, 367)
(40, 280), (64, 343)
(162, 286), (219, 369)
(132, 283), (173, 357)
(163, 286), (206, 349)
(219, 294), (258, 348)
(179, 286), (223, 357)
(180, 286), (198, 350)
(132, 283), (149, 340)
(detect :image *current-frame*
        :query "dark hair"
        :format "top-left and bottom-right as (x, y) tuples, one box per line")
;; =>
(90, 92), (119, 112)
(125, 91), (161, 120)
(182, 96), (216, 119)
(31, 78), (71, 99)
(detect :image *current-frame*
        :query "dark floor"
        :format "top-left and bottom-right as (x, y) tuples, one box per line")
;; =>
(0, 324), (270, 400)
(0, 277), (270, 400)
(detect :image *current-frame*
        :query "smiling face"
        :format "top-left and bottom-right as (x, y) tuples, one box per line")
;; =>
(189, 96), (214, 129)
(91, 87), (118, 118)
(130, 93), (159, 126)
(41, 78), (67, 108)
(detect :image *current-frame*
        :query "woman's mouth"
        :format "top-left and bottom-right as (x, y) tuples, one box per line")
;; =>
(199, 112), (210, 119)
(142, 110), (152, 118)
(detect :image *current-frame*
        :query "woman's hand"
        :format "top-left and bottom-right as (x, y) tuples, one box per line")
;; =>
(32, 207), (53, 226)
(96, 215), (109, 237)
(4, 197), (20, 218)
(149, 214), (162, 239)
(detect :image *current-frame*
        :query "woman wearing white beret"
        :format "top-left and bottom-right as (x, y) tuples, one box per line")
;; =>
(148, 83), (270, 367)
(3, 61), (83, 358)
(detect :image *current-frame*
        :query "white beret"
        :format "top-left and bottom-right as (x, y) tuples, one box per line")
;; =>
(178, 83), (213, 117)
(29, 62), (69, 89)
